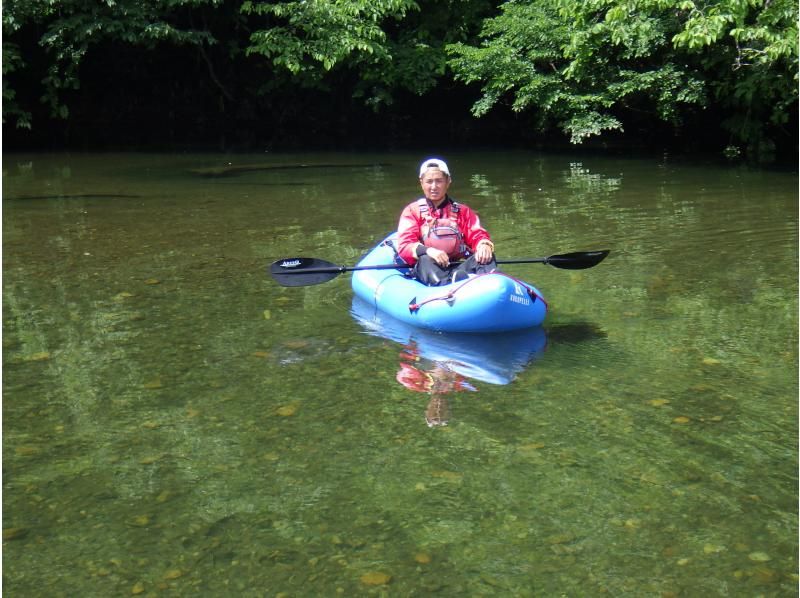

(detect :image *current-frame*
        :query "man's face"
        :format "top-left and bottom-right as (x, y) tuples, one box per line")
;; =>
(419, 168), (450, 203)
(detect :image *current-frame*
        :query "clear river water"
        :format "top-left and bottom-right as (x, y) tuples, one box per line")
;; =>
(3, 151), (797, 596)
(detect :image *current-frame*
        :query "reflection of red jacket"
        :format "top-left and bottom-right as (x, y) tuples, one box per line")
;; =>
(396, 362), (475, 394)
(397, 196), (491, 265)
(396, 362), (433, 392)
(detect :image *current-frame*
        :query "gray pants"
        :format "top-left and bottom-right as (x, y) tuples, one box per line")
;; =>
(414, 254), (498, 286)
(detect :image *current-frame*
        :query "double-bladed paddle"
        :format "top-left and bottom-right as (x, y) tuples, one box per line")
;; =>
(270, 250), (609, 287)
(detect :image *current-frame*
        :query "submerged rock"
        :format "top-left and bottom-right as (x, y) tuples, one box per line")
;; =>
(276, 403), (299, 417)
(360, 571), (391, 585)
(748, 551), (771, 562)
(3, 527), (28, 541)
(21, 351), (51, 362)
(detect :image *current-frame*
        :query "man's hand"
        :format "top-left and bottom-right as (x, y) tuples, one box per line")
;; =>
(426, 247), (450, 267)
(475, 240), (494, 264)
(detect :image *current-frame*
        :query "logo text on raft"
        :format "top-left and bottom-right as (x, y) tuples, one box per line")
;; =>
(280, 259), (302, 268)
(509, 282), (531, 305)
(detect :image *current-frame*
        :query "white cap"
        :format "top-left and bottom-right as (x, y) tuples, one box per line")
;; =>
(418, 158), (450, 179)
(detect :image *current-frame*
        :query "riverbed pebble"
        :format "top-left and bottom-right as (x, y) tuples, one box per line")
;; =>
(3, 527), (28, 540)
(22, 351), (51, 362)
(276, 404), (298, 416)
(130, 515), (150, 526)
(748, 551), (771, 562)
(143, 378), (163, 389)
(14, 446), (40, 456)
(360, 571), (391, 585)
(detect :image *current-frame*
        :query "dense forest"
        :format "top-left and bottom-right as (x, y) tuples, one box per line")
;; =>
(3, 0), (797, 161)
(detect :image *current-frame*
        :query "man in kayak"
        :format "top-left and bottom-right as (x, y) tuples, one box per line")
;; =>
(396, 158), (497, 286)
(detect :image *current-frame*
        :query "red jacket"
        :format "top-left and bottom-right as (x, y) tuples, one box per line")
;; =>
(396, 196), (491, 265)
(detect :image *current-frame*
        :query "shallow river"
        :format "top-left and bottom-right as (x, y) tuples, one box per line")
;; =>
(3, 151), (797, 596)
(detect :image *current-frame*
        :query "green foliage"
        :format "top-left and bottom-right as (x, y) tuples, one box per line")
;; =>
(2, 42), (32, 129)
(2, 0), (219, 126)
(448, 1), (567, 119)
(351, 0), (494, 107)
(448, 0), (708, 142)
(672, 0), (798, 155)
(241, 0), (493, 109)
(448, 0), (797, 154)
(1, 0), (47, 128)
(242, 0), (418, 73)
(2, 0), (795, 155)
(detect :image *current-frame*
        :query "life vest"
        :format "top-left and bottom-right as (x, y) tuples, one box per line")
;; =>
(416, 197), (468, 259)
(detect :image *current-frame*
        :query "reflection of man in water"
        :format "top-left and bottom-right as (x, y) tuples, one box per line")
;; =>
(396, 345), (477, 427)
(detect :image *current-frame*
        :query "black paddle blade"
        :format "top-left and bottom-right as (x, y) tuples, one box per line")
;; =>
(269, 257), (343, 287)
(545, 250), (610, 270)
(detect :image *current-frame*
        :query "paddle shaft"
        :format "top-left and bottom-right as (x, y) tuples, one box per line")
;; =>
(273, 258), (549, 277)
(270, 250), (608, 286)
(284, 262), (409, 275)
